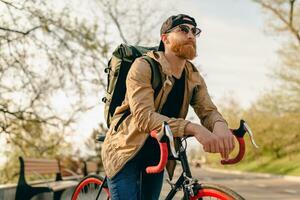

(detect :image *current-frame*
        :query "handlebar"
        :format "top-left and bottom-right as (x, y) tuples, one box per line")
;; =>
(220, 134), (245, 165)
(221, 119), (259, 165)
(145, 122), (175, 173)
(146, 119), (259, 174)
(145, 130), (169, 174)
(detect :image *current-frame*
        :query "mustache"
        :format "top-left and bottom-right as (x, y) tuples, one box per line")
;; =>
(183, 41), (196, 48)
(184, 41), (195, 45)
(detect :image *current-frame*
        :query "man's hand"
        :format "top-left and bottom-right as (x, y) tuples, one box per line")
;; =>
(185, 122), (220, 153)
(213, 121), (235, 160)
(185, 122), (235, 159)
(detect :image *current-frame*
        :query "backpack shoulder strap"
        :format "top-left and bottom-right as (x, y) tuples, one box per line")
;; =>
(113, 55), (162, 131)
(142, 56), (162, 98)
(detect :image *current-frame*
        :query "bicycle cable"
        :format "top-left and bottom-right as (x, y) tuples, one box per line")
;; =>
(181, 137), (188, 151)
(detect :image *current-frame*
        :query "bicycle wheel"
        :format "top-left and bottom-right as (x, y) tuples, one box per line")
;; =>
(71, 174), (110, 200)
(189, 183), (245, 200)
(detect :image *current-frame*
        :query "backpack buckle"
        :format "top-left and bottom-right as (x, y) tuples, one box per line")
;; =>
(102, 97), (107, 103)
(104, 67), (110, 73)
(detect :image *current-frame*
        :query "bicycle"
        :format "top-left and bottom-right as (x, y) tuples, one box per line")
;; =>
(71, 119), (258, 200)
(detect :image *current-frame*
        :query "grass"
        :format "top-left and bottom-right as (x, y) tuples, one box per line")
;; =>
(204, 152), (300, 176)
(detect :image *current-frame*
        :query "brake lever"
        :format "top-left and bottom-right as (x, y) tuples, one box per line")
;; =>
(164, 122), (179, 158)
(243, 122), (259, 149)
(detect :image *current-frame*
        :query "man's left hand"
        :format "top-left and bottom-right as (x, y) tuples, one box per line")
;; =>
(213, 121), (235, 160)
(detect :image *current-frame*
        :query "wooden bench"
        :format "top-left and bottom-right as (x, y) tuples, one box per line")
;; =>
(15, 157), (78, 200)
(83, 161), (99, 176)
(60, 160), (85, 181)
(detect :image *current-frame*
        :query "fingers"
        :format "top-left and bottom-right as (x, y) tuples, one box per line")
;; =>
(202, 135), (219, 153)
(194, 127), (236, 158)
(231, 134), (235, 150)
(223, 138), (229, 160)
(217, 140), (225, 159)
(220, 132), (235, 160)
(227, 133), (235, 155)
(210, 140), (219, 153)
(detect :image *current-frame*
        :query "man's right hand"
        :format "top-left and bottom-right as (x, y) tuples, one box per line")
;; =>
(185, 122), (220, 153)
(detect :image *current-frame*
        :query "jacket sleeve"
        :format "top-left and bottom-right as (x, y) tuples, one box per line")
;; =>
(190, 73), (227, 132)
(126, 58), (190, 137)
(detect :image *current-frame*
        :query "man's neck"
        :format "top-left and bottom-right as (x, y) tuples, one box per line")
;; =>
(164, 50), (186, 78)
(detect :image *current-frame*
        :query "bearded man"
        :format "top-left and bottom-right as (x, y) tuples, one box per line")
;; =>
(101, 14), (235, 200)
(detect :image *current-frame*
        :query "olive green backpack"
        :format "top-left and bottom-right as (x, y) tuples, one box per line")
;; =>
(102, 44), (162, 128)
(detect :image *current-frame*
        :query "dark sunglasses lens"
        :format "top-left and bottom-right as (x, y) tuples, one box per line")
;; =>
(193, 28), (201, 36)
(180, 25), (190, 34)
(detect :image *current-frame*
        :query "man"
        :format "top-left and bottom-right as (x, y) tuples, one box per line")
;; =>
(101, 14), (235, 200)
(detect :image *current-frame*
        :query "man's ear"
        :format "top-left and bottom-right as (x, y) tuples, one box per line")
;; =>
(161, 34), (169, 45)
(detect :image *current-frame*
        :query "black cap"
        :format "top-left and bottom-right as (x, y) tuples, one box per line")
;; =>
(158, 14), (197, 51)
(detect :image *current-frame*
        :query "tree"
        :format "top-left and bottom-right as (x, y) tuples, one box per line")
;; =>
(0, 0), (108, 183)
(95, 0), (170, 45)
(253, 0), (300, 112)
(0, 120), (72, 184)
(0, 0), (174, 183)
(0, 0), (173, 142)
(0, 0), (107, 142)
(249, 0), (300, 159)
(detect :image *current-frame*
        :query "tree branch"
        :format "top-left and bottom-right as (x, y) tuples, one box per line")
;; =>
(289, 0), (295, 26)
(255, 0), (300, 44)
(0, 0), (20, 10)
(107, 8), (128, 44)
(0, 26), (41, 35)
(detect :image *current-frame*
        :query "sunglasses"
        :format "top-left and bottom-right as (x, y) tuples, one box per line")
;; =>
(166, 24), (202, 37)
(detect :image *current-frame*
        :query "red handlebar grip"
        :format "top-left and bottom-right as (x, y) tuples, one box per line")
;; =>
(146, 130), (168, 174)
(221, 136), (245, 165)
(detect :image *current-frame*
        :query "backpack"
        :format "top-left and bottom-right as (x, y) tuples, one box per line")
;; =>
(102, 44), (162, 128)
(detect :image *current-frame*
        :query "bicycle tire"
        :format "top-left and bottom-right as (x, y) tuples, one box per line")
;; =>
(71, 174), (110, 200)
(189, 183), (245, 200)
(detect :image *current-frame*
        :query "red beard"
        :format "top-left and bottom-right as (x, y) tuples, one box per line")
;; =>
(170, 39), (197, 60)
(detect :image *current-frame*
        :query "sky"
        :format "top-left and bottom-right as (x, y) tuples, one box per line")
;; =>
(0, 0), (282, 164)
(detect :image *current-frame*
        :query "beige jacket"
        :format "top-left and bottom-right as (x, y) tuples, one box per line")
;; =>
(101, 51), (226, 179)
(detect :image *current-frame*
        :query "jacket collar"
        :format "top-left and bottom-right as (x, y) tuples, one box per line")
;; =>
(146, 51), (173, 76)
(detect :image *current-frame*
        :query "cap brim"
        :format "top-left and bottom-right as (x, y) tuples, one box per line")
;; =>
(158, 40), (165, 51)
